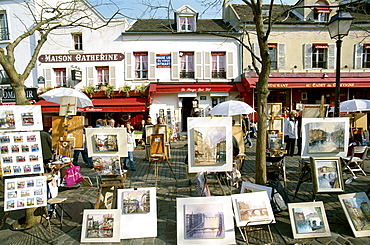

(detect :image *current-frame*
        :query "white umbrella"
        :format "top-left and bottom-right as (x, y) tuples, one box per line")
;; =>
(40, 88), (93, 107)
(330, 99), (370, 113)
(209, 100), (255, 116)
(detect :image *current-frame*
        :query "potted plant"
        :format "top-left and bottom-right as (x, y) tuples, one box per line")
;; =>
(100, 83), (114, 98)
(134, 83), (148, 95)
(82, 84), (96, 98)
(119, 83), (131, 97)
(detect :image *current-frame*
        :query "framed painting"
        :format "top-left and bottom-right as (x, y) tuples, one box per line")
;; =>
(0, 105), (43, 132)
(310, 157), (345, 194)
(231, 192), (275, 227)
(85, 128), (127, 157)
(301, 117), (349, 159)
(187, 117), (232, 173)
(302, 104), (330, 118)
(266, 103), (282, 117)
(80, 209), (121, 243)
(144, 124), (168, 144)
(240, 181), (272, 200)
(288, 201), (331, 239)
(266, 117), (284, 137)
(92, 155), (122, 175)
(117, 187), (157, 239)
(176, 196), (235, 244)
(338, 192), (370, 237)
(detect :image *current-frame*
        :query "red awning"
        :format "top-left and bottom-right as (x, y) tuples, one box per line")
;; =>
(242, 76), (370, 89)
(315, 7), (332, 13)
(34, 97), (147, 113)
(149, 83), (245, 93)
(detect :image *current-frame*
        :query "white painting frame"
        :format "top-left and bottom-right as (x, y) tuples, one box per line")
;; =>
(176, 196), (235, 244)
(240, 181), (273, 200)
(301, 117), (349, 159)
(4, 176), (47, 211)
(0, 105), (43, 132)
(231, 192), (275, 227)
(85, 128), (127, 157)
(187, 117), (233, 173)
(117, 187), (157, 239)
(80, 209), (121, 243)
(1, 131), (44, 176)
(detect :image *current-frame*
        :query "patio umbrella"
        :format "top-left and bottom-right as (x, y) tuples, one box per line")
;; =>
(209, 100), (255, 116)
(40, 88), (93, 108)
(330, 99), (370, 113)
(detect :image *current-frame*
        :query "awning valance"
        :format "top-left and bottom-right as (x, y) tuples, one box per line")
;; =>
(149, 82), (245, 94)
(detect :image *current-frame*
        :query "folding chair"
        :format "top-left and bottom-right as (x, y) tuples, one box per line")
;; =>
(342, 146), (368, 178)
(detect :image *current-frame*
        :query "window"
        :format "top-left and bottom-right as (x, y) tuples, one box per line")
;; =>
(312, 44), (328, 68)
(96, 66), (109, 85)
(0, 12), (9, 41)
(73, 33), (83, 50)
(211, 52), (226, 78)
(313, 3), (331, 22)
(54, 68), (67, 87)
(179, 17), (194, 32)
(363, 45), (370, 68)
(0, 70), (9, 84)
(180, 52), (194, 78)
(268, 44), (278, 70)
(134, 52), (148, 79)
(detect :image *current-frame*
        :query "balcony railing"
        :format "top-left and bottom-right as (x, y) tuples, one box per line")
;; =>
(212, 71), (226, 79)
(180, 71), (195, 79)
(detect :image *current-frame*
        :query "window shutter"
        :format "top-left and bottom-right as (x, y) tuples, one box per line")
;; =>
(125, 52), (132, 80)
(87, 67), (94, 85)
(277, 43), (285, 70)
(252, 43), (261, 70)
(204, 51), (211, 79)
(171, 52), (179, 80)
(304, 43), (312, 70)
(354, 44), (363, 69)
(195, 52), (202, 79)
(109, 66), (116, 87)
(44, 68), (52, 87)
(227, 52), (234, 79)
(328, 44), (335, 69)
(149, 52), (156, 80)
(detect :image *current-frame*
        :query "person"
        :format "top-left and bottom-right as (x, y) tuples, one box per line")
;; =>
(157, 116), (164, 124)
(284, 110), (299, 156)
(242, 114), (253, 149)
(296, 112), (302, 155)
(96, 118), (104, 128)
(232, 121), (240, 158)
(72, 127), (93, 169)
(40, 130), (53, 171)
(250, 121), (258, 138)
(108, 118), (115, 128)
(123, 122), (136, 171)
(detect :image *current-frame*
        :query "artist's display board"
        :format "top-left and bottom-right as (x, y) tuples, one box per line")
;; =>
(0, 105), (43, 132)
(52, 116), (84, 149)
(85, 128), (128, 157)
(4, 176), (47, 211)
(1, 132), (44, 176)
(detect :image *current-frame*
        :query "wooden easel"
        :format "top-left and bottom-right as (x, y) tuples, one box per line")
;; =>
(95, 174), (126, 209)
(241, 220), (274, 244)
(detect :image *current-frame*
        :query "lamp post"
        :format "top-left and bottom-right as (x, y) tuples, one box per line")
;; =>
(327, 10), (354, 117)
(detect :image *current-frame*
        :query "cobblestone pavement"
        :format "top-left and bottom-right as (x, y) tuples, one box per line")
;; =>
(1, 137), (370, 244)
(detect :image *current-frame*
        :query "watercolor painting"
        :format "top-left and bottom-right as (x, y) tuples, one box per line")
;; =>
(310, 157), (344, 194)
(92, 155), (122, 175)
(121, 189), (150, 214)
(308, 121), (345, 153)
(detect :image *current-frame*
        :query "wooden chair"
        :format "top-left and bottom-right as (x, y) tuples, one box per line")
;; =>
(145, 134), (177, 186)
(342, 146), (368, 178)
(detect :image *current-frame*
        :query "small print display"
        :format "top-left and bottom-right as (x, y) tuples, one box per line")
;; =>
(176, 196), (235, 244)
(310, 157), (345, 194)
(92, 155), (122, 175)
(1, 132), (44, 176)
(338, 192), (370, 237)
(187, 117), (233, 173)
(240, 181), (272, 200)
(80, 209), (121, 243)
(117, 187), (157, 239)
(4, 176), (47, 211)
(85, 128), (128, 157)
(288, 201), (331, 239)
(0, 105), (43, 131)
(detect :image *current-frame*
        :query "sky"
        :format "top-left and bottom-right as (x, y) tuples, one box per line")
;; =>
(90, 0), (298, 21)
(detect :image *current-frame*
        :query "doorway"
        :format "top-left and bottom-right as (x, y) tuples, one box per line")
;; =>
(180, 97), (194, 132)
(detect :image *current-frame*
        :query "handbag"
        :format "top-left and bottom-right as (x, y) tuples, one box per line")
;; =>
(64, 163), (84, 187)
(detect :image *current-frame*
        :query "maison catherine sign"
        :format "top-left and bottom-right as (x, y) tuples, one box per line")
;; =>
(38, 53), (124, 63)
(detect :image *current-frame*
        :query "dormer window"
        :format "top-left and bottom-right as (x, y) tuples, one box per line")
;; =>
(313, 1), (331, 22)
(175, 4), (198, 32)
(179, 17), (194, 32)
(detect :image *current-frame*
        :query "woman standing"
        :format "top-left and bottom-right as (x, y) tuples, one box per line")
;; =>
(123, 122), (136, 171)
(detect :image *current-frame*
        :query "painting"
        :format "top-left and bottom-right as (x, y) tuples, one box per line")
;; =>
(80, 209), (121, 243)
(0, 105), (43, 131)
(187, 117), (232, 173)
(338, 192), (370, 237)
(177, 196), (235, 244)
(266, 117), (284, 135)
(85, 128), (127, 157)
(240, 182), (272, 200)
(231, 192), (275, 227)
(288, 201), (331, 239)
(301, 118), (349, 158)
(92, 155), (122, 175)
(4, 176), (47, 211)
(268, 137), (283, 150)
(310, 157), (345, 194)
(266, 103), (282, 117)
(117, 187), (157, 239)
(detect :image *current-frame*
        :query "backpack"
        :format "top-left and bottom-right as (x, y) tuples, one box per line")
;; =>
(267, 180), (289, 213)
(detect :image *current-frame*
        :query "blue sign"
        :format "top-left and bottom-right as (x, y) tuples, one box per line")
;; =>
(156, 54), (171, 68)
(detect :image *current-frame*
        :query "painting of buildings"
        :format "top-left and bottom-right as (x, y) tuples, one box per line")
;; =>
(293, 206), (326, 234)
(121, 189), (150, 214)
(308, 122), (345, 153)
(92, 155), (122, 175)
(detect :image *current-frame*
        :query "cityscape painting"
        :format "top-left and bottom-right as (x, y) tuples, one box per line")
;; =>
(310, 157), (344, 194)
(288, 202), (331, 239)
(92, 155), (122, 175)
(93, 134), (118, 152)
(85, 128), (128, 157)
(120, 189), (150, 214)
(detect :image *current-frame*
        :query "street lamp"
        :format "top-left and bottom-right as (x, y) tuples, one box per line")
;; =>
(327, 10), (354, 117)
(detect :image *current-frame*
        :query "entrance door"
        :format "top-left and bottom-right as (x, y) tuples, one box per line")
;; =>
(181, 97), (194, 132)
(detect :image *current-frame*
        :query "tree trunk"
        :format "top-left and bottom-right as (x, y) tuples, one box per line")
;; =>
(11, 78), (30, 105)
(11, 208), (43, 230)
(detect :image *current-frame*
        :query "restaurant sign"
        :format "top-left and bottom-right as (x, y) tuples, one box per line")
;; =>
(267, 83), (356, 88)
(38, 53), (124, 63)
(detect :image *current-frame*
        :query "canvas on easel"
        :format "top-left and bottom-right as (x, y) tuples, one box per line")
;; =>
(59, 96), (77, 116)
(52, 116), (84, 149)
